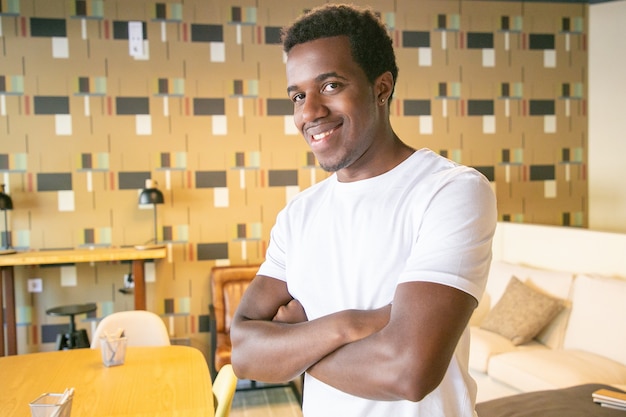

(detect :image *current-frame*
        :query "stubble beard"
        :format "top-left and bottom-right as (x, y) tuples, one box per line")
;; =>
(319, 159), (348, 173)
(317, 151), (358, 173)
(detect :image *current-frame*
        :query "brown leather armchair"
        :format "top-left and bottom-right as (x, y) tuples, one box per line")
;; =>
(208, 264), (302, 404)
(209, 264), (259, 379)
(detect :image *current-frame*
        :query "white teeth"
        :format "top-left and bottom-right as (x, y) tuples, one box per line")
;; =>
(312, 128), (334, 141)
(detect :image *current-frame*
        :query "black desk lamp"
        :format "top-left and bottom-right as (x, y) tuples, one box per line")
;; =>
(138, 179), (164, 245)
(0, 184), (13, 250)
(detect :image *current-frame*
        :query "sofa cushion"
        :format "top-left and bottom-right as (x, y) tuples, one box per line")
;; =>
(563, 274), (626, 365)
(469, 326), (546, 372)
(487, 349), (626, 392)
(483, 261), (574, 348)
(485, 262), (574, 308)
(480, 276), (564, 345)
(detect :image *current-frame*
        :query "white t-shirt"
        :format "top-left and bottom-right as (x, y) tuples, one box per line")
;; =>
(258, 148), (497, 416)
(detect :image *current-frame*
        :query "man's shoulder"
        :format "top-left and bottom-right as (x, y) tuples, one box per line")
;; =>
(288, 173), (335, 203)
(403, 149), (488, 185)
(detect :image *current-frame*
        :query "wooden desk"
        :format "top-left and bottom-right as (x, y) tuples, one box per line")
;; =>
(0, 345), (214, 417)
(0, 247), (167, 356)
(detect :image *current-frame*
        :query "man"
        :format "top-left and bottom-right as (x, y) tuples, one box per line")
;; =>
(231, 4), (497, 416)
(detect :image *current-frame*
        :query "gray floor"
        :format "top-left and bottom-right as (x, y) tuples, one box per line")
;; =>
(230, 381), (303, 417)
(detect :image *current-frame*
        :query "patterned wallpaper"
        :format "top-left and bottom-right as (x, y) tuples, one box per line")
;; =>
(0, 0), (588, 353)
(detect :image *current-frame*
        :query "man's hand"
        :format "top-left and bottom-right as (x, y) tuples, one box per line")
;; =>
(273, 299), (308, 323)
(343, 304), (391, 342)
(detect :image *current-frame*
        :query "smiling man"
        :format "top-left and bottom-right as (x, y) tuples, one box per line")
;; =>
(230, 4), (497, 416)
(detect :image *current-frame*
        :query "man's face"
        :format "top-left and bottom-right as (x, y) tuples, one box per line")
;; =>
(286, 36), (382, 176)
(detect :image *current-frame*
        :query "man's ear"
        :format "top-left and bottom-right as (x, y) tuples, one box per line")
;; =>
(375, 71), (394, 103)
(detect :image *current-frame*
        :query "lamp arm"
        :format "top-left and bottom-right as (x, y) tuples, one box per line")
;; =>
(153, 203), (158, 244)
(2, 210), (9, 249)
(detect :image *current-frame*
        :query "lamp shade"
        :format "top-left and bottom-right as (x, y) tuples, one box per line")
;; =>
(138, 187), (164, 205)
(1, 184), (13, 250)
(0, 184), (12, 210)
(138, 179), (164, 205)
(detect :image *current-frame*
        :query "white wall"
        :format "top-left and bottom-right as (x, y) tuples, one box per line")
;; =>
(589, 0), (626, 232)
(492, 222), (626, 277)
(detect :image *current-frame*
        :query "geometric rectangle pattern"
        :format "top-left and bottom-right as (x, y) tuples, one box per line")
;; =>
(196, 171), (227, 188)
(529, 34), (555, 50)
(2, 0), (589, 354)
(468, 100), (494, 116)
(467, 32), (494, 48)
(118, 172), (151, 190)
(404, 100), (431, 116)
(530, 100), (556, 115)
(34, 97), (70, 115)
(265, 27), (282, 44)
(30, 18), (67, 37)
(402, 31), (430, 47)
(37, 173), (72, 191)
(116, 97), (150, 115)
(530, 165), (556, 181)
(193, 99), (225, 115)
(41, 324), (69, 344)
(268, 170), (298, 187)
(113, 21), (147, 40)
(191, 24), (223, 42)
(267, 99), (293, 116)
(197, 243), (229, 260)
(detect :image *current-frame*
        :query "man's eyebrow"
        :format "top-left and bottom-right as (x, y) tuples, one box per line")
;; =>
(286, 72), (348, 94)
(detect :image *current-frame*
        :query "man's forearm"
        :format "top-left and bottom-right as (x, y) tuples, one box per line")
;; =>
(307, 282), (479, 402)
(231, 316), (342, 382)
(307, 327), (402, 400)
(231, 306), (391, 383)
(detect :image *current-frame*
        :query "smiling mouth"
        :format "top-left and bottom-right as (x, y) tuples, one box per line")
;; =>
(311, 128), (336, 141)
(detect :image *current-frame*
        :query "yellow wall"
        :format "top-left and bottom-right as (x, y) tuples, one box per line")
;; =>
(0, 0), (588, 353)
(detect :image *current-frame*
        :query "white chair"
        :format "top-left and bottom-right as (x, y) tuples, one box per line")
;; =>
(90, 310), (171, 348)
(213, 364), (238, 417)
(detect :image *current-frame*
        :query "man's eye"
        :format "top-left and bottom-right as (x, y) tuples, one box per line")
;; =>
(292, 93), (305, 103)
(323, 82), (339, 92)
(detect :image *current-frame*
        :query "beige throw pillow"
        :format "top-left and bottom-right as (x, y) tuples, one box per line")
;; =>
(480, 276), (564, 345)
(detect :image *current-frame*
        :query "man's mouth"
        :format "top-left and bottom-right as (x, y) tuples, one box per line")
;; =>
(311, 127), (336, 141)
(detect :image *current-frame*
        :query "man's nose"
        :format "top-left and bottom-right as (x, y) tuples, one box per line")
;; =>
(299, 94), (329, 125)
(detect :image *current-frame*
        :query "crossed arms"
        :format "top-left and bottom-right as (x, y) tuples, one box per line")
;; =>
(230, 275), (477, 402)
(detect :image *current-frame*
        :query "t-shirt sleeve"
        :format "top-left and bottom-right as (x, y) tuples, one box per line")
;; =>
(257, 208), (288, 282)
(398, 168), (497, 302)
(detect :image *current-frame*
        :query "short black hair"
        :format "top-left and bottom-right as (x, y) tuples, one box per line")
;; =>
(281, 4), (398, 98)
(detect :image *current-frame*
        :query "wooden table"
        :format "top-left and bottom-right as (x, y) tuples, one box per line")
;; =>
(0, 247), (167, 356)
(0, 345), (214, 417)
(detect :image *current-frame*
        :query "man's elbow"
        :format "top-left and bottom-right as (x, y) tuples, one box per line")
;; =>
(230, 346), (252, 380)
(395, 378), (439, 403)
(391, 361), (448, 402)
(229, 331), (250, 378)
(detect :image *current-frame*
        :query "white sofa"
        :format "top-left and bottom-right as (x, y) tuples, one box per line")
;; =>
(470, 222), (626, 403)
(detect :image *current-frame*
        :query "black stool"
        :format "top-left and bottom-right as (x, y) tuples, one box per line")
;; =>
(46, 303), (97, 350)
